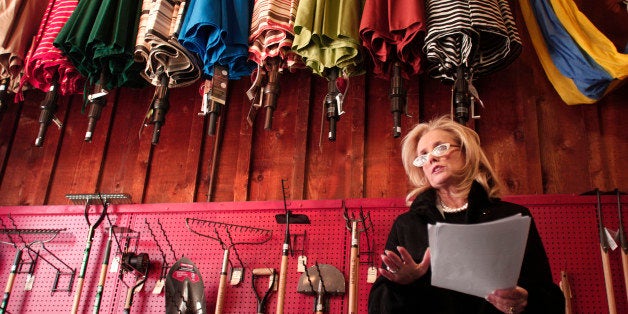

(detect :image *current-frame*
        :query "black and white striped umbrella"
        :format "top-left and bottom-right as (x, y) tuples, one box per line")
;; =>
(423, 0), (521, 124)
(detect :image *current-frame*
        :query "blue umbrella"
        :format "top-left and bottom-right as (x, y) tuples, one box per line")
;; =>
(178, 0), (255, 135)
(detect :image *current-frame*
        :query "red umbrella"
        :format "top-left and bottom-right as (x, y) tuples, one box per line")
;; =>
(19, 0), (85, 146)
(360, 0), (426, 137)
(247, 0), (304, 130)
(0, 1), (47, 111)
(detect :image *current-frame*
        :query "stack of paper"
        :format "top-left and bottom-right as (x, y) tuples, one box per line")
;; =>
(427, 214), (531, 298)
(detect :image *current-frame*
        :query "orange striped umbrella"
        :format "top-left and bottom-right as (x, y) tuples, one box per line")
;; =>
(247, 0), (304, 129)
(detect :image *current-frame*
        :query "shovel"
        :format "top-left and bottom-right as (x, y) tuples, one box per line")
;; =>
(297, 264), (345, 314)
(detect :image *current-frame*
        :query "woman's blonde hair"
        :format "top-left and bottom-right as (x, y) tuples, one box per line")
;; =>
(400, 115), (502, 204)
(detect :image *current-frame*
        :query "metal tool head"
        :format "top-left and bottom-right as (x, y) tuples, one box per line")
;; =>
(66, 193), (132, 205)
(297, 264), (345, 295)
(274, 211), (310, 224)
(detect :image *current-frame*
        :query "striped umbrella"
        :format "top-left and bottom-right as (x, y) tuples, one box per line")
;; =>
(360, 0), (426, 137)
(19, 0), (85, 147)
(246, 0), (304, 130)
(178, 0), (255, 135)
(54, 0), (146, 142)
(135, 0), (202, 144)
(423, 0), (522, 125)
(0, 0), (47, 111)
(292, 0), (365, 141)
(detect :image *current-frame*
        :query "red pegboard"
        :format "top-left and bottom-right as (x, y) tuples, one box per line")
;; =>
(0, 194), (626, 313)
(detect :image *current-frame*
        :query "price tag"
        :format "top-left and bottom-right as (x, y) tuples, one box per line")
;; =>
(109, 255), (120, 273)
(25, 274), (35, 290)
(230, 268), (243, 285)
(366, 266), (378, 283)
(297, 255), (307, 272)
(152, 278), (165, 294)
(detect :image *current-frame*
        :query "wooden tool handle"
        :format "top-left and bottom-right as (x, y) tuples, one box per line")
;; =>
(559, 270), (573, 314)
(215, 249), (230, 314)
(601, 246), (617, 314)
(276, 254), (289, 314)
(622, 250), (628, 303)
(71, 277), (85, 314)
(348, 221), (359, 314)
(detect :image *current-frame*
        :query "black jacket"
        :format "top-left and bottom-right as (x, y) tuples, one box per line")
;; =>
(368, 182), (564, 313)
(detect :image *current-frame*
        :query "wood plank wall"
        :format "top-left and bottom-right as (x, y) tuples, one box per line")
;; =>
(0, 1), (626, 206)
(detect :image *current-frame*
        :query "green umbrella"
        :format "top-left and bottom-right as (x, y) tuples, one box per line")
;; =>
(54, 0), (146, 141)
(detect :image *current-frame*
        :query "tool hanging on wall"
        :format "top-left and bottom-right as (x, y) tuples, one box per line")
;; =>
(297, 263), (345, 314)
(121, 251), (150, 314)
(165, 256), (207, 314)
(252, 268), (276, 314)
(275, 179), (310, 314)
(66, 193), (131, 314)
(186, 218), (272, 314)
(145, 218), (179, 294)
(92, 223), (135, 314)
(559, 270), (573, 314)
(582, 188), (618, 314)
(614, 189), (628, 303)
(0, 216), (71, 314)
(343, 206), (373, 314)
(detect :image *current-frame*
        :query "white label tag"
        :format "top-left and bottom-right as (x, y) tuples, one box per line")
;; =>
(110, 256), (120, 273)
(605, 227), (619, 251)
(230, 268), (243, 285)
(25, 274), (35, 290)
(152, 279), (165, 294)
(297, 255), (307, 272)
(366, 266), (378, 283)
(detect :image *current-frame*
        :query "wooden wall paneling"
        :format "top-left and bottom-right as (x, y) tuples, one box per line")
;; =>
(290, 71), (313, 200)
(345, 74), (366, 198)
(0, 92), (72, 205)
(211, 79), (251, 202)
(0, 93), (24, 189)
(98, 87), (155, 203)
(364, 74), (405, 199)
(46, 90), (118, 203)
(305, 75), (337, 199)
(143, 83), (204, 203)
(600, 88), (628, 192)
(247, 71), (313, 201)
(233, 82), (254, 202)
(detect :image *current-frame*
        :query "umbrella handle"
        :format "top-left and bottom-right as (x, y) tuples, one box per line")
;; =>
(35, 81), (61, 147)
(0, 78), (9, 113)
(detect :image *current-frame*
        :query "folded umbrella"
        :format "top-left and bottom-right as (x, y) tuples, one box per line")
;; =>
(178, 0), (255, 135)
(135, 0), (202, 144)
(19, 0), (85, 146)
(360, 0), (426, 137)
(0, 0), (47, 110)
(292, 0), (365, 141)
(54, 0), (147, 141)
(247, 0), (304, 130)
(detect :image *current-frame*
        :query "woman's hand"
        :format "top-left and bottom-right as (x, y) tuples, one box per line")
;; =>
(379, 246), (430, 284)
(486, 286), (528, 313)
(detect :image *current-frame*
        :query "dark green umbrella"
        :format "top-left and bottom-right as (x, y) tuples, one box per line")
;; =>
(54, 0), (147, 141)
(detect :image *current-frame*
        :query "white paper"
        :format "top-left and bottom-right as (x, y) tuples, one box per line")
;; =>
(427, 214), (531, 298)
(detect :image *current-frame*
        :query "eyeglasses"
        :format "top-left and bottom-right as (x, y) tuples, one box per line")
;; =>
(412, 143), (460, 167)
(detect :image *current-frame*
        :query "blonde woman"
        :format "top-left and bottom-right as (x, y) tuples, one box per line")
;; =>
(368, 116), (563, 314)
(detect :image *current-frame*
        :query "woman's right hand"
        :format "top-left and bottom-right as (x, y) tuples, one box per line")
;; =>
(379, 246), (430, 284)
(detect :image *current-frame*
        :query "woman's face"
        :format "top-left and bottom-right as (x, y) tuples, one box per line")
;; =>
(416, 129), (465, 190)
